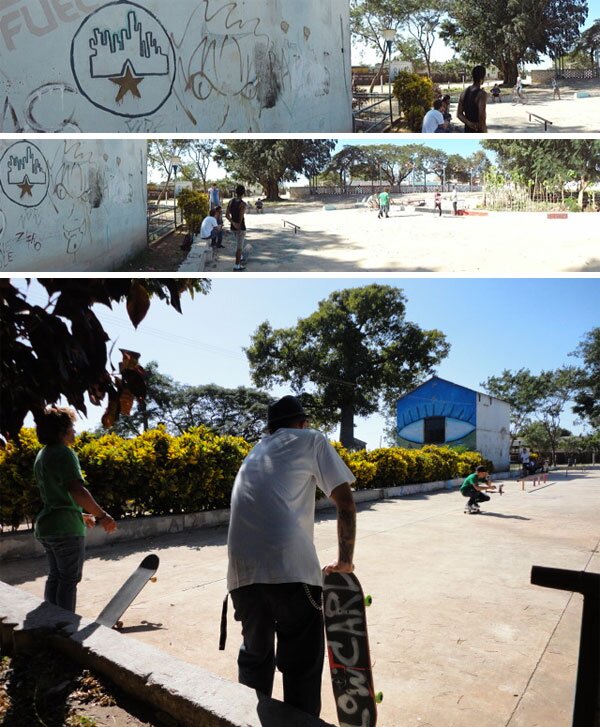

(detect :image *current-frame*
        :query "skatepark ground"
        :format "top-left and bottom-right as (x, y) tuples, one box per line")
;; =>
(202, 199), (600, 274)
(2, 466), (598, 727)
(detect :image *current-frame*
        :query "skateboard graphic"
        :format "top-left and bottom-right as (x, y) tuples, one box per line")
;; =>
(96, 554), (159, 629)
(322, 571), (382, 727)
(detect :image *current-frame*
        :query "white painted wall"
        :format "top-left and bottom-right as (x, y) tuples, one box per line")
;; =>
(0, 0), (352, 132)
(476, 393), (511, 471)
(0, 139), (147, 271)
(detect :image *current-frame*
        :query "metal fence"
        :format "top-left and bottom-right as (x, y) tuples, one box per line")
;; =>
(147, 203), (183, 244)
(352, 93), (400, 132)
(309, 183), (483, 196)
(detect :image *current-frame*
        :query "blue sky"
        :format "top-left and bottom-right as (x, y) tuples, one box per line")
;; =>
(19, 278), (600, 447)
(336, 138), (484, 158)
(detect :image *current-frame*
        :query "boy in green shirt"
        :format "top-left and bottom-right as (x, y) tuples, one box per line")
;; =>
(377, 188), (391, 219)
(460, 465), (496, 514)
(34, 407), (116, 612)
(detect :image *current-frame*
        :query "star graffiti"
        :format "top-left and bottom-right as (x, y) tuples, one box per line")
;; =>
(17, 176), (34, 198)
(109, 62), (143, 104)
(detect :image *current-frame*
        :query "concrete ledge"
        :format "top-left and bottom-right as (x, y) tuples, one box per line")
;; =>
(178, 234), (212, 272)
(1, 475), (510, 561)
(0, 582), (334, 727)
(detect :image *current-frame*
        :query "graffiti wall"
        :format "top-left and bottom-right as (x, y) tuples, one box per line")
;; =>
(0, 0), (352, 132)
(0, 139), (147, 271)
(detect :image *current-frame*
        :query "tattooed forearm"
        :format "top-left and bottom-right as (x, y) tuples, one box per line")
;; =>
(338, 506), (356, 565)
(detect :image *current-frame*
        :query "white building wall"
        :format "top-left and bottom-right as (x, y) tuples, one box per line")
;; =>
(0, 139), (147, 271)
(0, 0), (352, 132)
(476, 393), (511, 471)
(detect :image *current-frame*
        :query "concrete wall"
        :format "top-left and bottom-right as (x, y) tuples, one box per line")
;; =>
(476, 392), (511, 471)
(0, 0), (352, 132)
(0, 139), (147, 271)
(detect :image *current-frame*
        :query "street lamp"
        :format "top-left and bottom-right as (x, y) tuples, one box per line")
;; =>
(170, 155), (182, 228)
(382, 28), (396, 127)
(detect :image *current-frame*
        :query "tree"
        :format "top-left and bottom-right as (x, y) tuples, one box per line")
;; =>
(574, 18), (600, 68)
(440, 0), (588, 86)
(213, 140), (335, 200)
(0, 279), (210, 441)
(533, 367), (580, 465)
(482, 368), (547, 449)
(147, 140), (191, 203)
(350, 0), (413, 91)
(182, 140), (216, 191)
(245, 285), (450, 449)
(106, 364), (272, 441)
(404, 1), (451, 77)
(570, 327), (600, 429)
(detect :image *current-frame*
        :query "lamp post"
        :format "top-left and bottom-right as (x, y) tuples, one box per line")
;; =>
(382, 28), (396, 127)
(170, 154), (182, 228)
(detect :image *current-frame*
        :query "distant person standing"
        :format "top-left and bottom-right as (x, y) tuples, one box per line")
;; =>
(434, 191), (443, 217)
(208, 184), (220, 211)
(457, 65), (488, 133)
(378, 188), (391, 218)
(551, 76), (561, 100)
(451, 185), (458, 215)
(226, 184), (247, 271)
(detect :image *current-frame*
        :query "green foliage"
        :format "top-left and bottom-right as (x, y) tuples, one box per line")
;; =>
(176, 189), (209, 234)
(0, 427), (251, 529)
(392, 72), (434, 131)
(2, 431), (488, 530)
(571, 327), (600, 428)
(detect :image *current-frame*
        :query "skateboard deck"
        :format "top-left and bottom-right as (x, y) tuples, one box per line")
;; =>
(322, 571), (380, 727)
(96, 554), (159, 629)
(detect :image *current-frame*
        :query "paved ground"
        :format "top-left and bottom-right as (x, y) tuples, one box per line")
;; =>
(2, 467), (599, 727)
(204, 200), (600, 274)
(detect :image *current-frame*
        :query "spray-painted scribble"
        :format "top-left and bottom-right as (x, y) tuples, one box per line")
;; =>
(0, 139), (147, 271)
(0, 0), (352, 131)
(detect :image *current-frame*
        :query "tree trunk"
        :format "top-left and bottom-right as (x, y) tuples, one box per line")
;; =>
(263, 178), (281, 201)
(339, 404), (355, 450)
(369, 47), (388, 94)
(500, 60), (519, 87)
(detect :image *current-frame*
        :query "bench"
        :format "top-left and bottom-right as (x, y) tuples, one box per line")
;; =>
(528, 112), (553, 131)
(282, 219), (301, 233)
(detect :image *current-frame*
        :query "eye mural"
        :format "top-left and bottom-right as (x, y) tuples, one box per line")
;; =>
(396, 377), (477, 449)
(70, 2), (176, 118)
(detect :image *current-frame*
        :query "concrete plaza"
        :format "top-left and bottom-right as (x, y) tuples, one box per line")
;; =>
(204, 200), (599, 274)
(2, 467), (599, 726)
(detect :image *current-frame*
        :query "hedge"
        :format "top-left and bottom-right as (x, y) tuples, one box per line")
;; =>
(0, 429), (488, 531)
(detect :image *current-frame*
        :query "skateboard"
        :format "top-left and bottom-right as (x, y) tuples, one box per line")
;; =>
(96, 554), (159, 629)
(322, 571), (382, 727)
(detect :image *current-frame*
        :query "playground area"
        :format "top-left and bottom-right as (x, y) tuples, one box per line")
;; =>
(201, 197), (600, 274)
(2, 467), (598, 727)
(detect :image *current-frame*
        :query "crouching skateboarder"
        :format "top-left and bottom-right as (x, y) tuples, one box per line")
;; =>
(460, 465), (496, 514)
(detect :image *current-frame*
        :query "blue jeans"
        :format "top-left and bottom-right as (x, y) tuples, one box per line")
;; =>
(231, 583), (324, 716)
(38, 535), (85, 612)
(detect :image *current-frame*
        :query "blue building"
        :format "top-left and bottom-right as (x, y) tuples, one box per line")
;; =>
(396, 376), (511, 471)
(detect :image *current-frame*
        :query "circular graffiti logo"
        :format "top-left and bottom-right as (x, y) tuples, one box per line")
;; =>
(0, 141), (50, 208)
(70, 1), (176, 118)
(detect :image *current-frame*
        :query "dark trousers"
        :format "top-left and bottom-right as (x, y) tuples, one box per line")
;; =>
(38, 535), (85, 612)
(230, 582), (324, 717)
(463, 489), (491, 507)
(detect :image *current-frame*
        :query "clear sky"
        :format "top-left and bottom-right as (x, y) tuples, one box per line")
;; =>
(19, 277), (600, 447)
(336, 138), (485, 158)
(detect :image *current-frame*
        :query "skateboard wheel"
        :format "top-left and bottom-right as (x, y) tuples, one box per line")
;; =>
(365, 595), (373, 607)
(115, 621), (123, 630)
(375, 691), (384, 703)
(150, 577), (157, 583)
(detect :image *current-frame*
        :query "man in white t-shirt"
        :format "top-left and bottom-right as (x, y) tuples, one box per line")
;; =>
(226, 395), (356, 717)
(200, 209), (223, 249)
(422, 99), (448, 133)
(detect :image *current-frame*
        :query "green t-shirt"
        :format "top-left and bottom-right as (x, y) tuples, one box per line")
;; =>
(379, 191), (390, 206)
(460, 472), (487, 494)
(34, 445), (85, 538)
